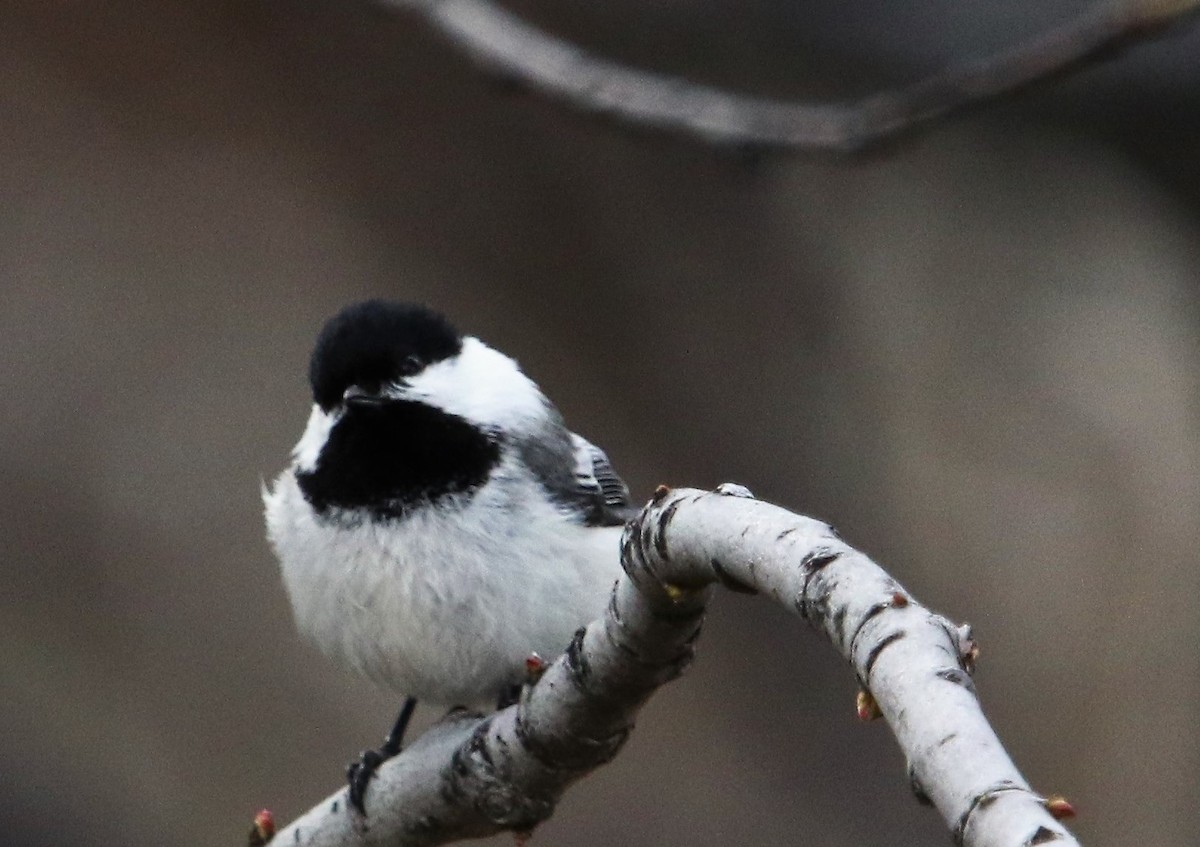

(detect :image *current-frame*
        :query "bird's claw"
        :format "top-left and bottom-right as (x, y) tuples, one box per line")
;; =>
(346, 697), (418, 816)
(346, 748), (385, 815)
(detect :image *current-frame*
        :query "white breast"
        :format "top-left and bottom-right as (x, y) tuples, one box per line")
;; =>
(263, 458), (624, 707)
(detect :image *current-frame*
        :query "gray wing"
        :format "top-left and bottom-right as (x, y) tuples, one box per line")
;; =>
(567, 433), (637, 526)
(514, 420), (636, 527)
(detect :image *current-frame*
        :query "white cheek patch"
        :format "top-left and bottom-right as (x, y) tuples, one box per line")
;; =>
(292, 405), (337, 472)
(401, 337), (548, 430)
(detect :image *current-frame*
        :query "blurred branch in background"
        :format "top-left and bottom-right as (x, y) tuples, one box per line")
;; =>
(383, 0), (1200, 151)
(268, 487), (1080, 847)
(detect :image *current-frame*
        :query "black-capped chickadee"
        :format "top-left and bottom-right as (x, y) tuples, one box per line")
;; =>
(263, 300), (634, 812)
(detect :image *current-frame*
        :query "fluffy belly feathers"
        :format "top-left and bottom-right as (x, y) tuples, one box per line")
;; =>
(265, 473), (623, 707)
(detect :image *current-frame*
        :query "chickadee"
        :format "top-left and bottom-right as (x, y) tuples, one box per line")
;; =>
(263, 300), (635, 813)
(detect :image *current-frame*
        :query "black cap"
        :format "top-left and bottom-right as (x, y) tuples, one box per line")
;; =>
(308, 300), (462, 411)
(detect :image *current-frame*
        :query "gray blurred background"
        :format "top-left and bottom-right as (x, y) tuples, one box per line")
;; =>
(2, 1), (1198, 845)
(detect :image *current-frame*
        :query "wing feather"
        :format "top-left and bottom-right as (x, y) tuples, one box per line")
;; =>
(569, 433), (636, 526)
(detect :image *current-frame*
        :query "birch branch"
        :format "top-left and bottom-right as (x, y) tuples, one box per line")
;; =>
(378, 0), (1199, 151)
(263, 485), (1080, 847)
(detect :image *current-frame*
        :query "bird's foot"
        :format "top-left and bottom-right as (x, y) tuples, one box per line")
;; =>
(346, 748), (386, 816)
(346, 697), (417, 816)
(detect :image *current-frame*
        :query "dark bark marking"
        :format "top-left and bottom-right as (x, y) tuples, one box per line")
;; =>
(711, 558), (758, 594)
(654, 498), (683, 560)
(860, 601), (890, 624)
(847, 599), (894, 658)
(619, 534), (636, 576)
(953, 781), (1025, 846)
(864, 631), (905, 678)
(564, 627), (591, 687)
(907, 764), (933, 806)
(832, 606), (849, 645)
(801, 549), (841, 572)
(1027, 826), (1063, 845)
(798, 548), (841, 626)
(804, 596), (829, 627)
(936, 667), (975, 691)
(639, 521), (654, 563)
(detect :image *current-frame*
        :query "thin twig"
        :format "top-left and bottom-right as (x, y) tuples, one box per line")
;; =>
(379, 0), (1198, 150)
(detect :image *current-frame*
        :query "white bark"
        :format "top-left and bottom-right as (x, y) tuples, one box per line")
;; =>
(268, 485), (1080, 847)
(378, 0), (1198, 152)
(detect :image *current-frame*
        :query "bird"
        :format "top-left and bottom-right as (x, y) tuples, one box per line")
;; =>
(263, 300), (635, 813)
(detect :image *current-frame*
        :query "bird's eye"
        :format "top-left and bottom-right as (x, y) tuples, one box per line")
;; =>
(401, 354), (422, 375)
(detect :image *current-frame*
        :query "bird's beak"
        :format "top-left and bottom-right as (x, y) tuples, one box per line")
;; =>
(342, 386), (386, 410)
